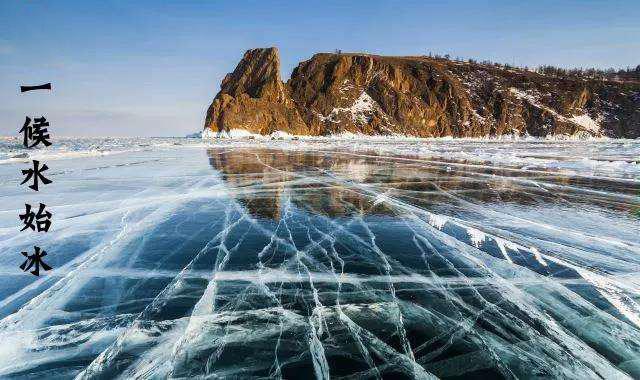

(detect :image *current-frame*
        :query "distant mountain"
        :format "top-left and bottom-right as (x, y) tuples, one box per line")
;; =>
(204, 47), (640, 138)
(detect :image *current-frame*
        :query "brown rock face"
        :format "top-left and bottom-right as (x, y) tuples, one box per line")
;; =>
(204, 47), (307, 135)
(204, 48), (640, 138)
(288, 54), (484, 137)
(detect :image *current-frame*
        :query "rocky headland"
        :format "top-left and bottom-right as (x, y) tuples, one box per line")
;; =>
(204, 47), (640, 138)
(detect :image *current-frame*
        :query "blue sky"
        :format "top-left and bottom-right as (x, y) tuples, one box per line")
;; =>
(1, 0), (638, 136)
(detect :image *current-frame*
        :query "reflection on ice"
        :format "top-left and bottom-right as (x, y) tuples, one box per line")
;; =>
(0, 139), (639, 379)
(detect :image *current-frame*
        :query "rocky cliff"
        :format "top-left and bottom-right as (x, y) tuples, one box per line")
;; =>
(204, 47), (640, 138)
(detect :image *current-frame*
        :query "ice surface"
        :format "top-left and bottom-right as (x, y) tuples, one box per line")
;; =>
(0, 136), (639, 379)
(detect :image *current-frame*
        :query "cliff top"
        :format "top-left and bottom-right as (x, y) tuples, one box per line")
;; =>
(205, 47), (640, 138)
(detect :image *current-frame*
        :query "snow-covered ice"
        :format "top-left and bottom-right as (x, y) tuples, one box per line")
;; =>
(0, 136), (639, 378)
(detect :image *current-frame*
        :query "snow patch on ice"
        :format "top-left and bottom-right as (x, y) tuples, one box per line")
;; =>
(269, 131), (297, 140)
(466, 227), (486, 248)
(428, 213), (448, 230)
(211, 129), (260, 139)
(200, 127), (217, 139)
(201, 129), (295, 140)
(530, 246), (548, 266)
(494, 237), (518, 263)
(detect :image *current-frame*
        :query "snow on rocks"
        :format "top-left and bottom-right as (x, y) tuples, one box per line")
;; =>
(320, 91), (377, 125)
(509, 88), (602, 135)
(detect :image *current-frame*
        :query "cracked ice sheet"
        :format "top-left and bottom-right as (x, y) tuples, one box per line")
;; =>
(0, 139), (638, 379)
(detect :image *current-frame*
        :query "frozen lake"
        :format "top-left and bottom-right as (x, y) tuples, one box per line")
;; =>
(0, 137), (639, 378)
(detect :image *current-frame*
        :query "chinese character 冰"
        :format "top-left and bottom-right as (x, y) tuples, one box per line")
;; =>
(21, 160), (52, 191)
(19, 116), (51, 148)
(20, 246), (52, 276)
(19, 203), (52, 232)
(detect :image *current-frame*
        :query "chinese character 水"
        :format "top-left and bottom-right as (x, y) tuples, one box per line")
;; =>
(21, 160), (52, 191)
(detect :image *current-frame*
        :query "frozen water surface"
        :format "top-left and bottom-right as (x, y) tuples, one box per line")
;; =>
(0, 137), (639, 379)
